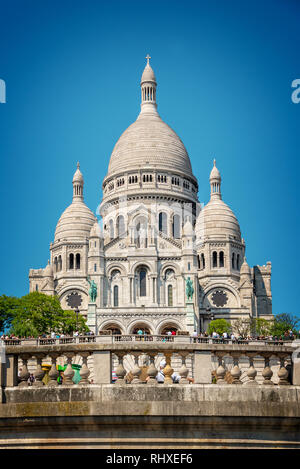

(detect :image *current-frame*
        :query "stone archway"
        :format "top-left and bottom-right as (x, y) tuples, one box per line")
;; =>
(101, 323), (123, 335)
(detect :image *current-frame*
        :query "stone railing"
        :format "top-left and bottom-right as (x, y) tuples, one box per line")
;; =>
(1, 334), (295, 346)
(1, 340), (298, 394)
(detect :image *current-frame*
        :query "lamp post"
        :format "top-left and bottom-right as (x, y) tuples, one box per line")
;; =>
(66, 292), (82, 335)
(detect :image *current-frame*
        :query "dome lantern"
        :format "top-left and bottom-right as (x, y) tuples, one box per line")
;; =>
(140, 54), (158, 116)
(72, 162), (84, 200)
(209, 159), (222, 200)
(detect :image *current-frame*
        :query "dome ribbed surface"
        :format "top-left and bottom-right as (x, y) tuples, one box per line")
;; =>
(54, 200), (96, 241)
(107, 113), (193, 176)
(196, 198), (241, 241)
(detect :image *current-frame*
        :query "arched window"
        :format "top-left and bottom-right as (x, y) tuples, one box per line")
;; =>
(159, 212), (167, 234)
(58, 255), (62, 272)
(236, 254), (240, 270)
(232, 253), (235, 269)
(69, 253), (74, 270)
(197, 255), (200, 269)
(139, 269), (147, 297)
(76, 253), (80, 269)
(172, 214), (180, 239)
(113, 285), (119, 307)
(109, 219), (114, 239)
(201, 253), (205, 269)
(168, 285), (173, 306)
(35, 284), (39, 291)
(54, 257), (58, 272)
(212, 251), (218, 268)
(116, 215), (125, 238)
(219, 251), (224, 268)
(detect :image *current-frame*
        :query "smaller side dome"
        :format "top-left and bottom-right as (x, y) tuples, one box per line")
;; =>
(43, 260), (53, 277)
(240, 257), (251, 276)
(182, 219), (194, 236)
(90, 221), (102, 238)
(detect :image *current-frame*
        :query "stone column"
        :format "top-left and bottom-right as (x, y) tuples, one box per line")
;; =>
(18, 355), (30, 387)
(163, 352), (174, 385)
(32, 354), (45, 387)
(79, 352), (91, 385)
(277, 353), (290, 386)
(262, 353), (274, 385)
(131, 352), (142, 384)
(230, 353), (242, 385)
(194, 351), (212, 384)
(115, 352), (127, 386)
(48, 354), (60, 387)
(178, 352), (190, 384)
(63, 353), (75, 385)
(245, 353), (258, 386)
(215, 352), (227, 384)
(146, 352), (158, 385)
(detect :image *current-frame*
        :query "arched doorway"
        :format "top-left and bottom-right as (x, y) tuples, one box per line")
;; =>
(160, 324), (179, 336)
(102, 324), (123, 335)
(131, 325), (151, 335)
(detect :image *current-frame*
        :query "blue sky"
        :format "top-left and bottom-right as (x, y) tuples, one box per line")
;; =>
(0, 0), (299, 316)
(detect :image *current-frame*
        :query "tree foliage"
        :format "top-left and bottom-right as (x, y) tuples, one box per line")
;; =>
(207, 319), (231, 336)
(1, 292), (89, 337)
(270, 313), (299, 338)
(0, 295), (19, 333)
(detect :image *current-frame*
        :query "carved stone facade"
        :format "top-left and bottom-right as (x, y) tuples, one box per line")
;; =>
(29, 58), (272, 333)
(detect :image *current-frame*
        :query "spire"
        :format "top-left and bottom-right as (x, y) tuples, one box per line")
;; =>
(209, 159), (222, 200)
(72, 162), (84, 200)
(140, 54), (158, 116)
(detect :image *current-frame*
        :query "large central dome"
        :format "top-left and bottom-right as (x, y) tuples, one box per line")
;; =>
(106, 58), (195, 180)
(108, 112), (193, 176)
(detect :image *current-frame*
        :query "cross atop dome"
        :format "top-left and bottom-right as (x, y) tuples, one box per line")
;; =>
(145, 54), (151, 65)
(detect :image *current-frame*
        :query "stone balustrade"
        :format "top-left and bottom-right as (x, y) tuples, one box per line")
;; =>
(1, 339), (298, 394)
(1, 334), (295, 347)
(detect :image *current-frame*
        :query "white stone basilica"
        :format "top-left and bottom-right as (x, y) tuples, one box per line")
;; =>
(29, 57), (272, 334)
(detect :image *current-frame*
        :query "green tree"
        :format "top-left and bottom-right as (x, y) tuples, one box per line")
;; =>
(207, 319), (231, 336)
(0, 295), (19, 333)
(253, 318), (273, 336)
(8, 292), (89, 337)
(270, 313), (299, 338)
(59, 310), (89, 335)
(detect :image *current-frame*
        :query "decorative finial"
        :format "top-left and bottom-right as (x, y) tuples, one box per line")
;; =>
(213, 158), (216, 166)
(77, 161), (80, 170)
(145, 54), (151, 65)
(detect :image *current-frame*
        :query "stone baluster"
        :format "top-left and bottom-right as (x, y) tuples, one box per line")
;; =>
(277, 353), (290, 386)
(115, 352), (127, 385)
(146, 352), (158, 385)
(262, 353), (274, 385)
(215, 352), (227, 384)
(230, 353), (242, 384)
(63, 353), (75, 385)
(33, 354), (45, 387)
(18, 354), (30, 387)
(245, 353), (258, 386)
(48, 353), (60, 387)
(163, 352), (174, 385)
(178, 352), (189, 384)
(79, 352), (91, 385)
(131, 352), (142, 384)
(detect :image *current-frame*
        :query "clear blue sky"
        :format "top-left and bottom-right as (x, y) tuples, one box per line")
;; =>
(0, 0), (299, 316)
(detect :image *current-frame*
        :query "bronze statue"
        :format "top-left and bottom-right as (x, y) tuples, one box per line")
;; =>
(87, 276), (97, 302)
(185, 277), (194, 301)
